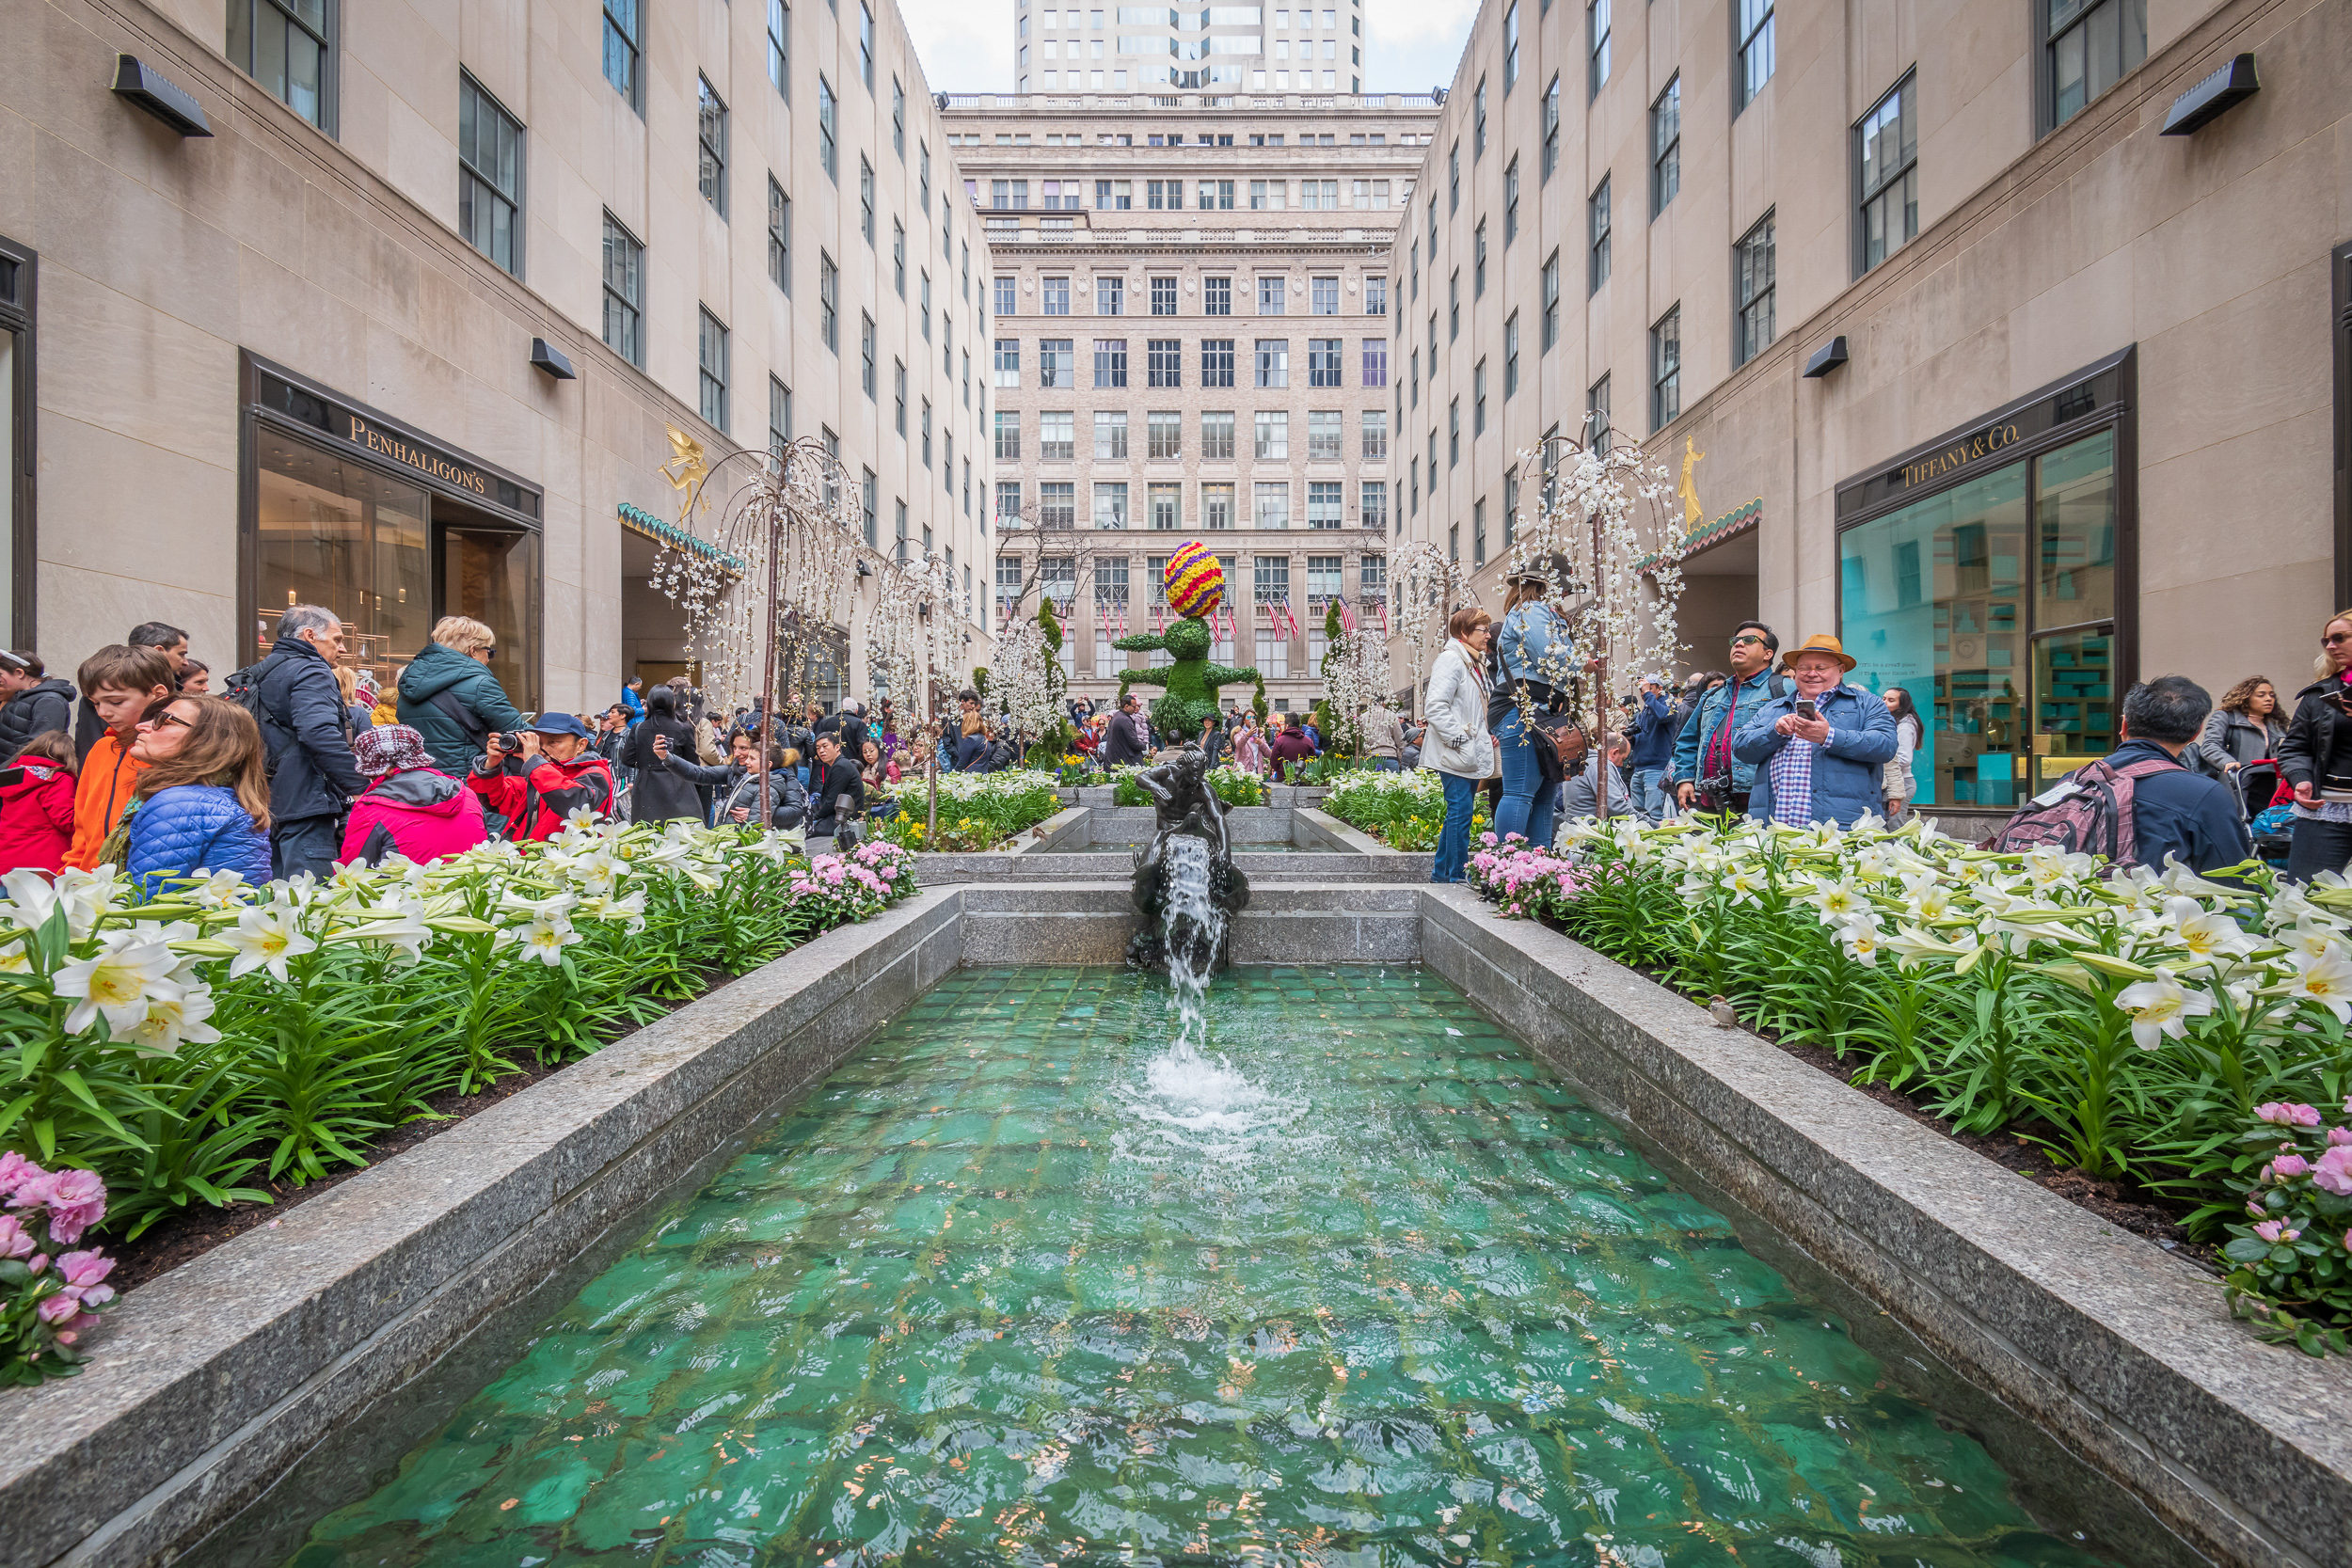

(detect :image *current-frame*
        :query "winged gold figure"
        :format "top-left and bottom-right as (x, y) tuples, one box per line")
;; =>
(661, 425), (709, 497)
(1678, 436), (1707, 531)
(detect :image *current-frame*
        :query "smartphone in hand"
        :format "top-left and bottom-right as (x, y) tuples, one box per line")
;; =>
(1794, 699), (1819, 722)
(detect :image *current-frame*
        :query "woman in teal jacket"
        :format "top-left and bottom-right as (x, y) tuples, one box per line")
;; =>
(395, 617), (527, 776)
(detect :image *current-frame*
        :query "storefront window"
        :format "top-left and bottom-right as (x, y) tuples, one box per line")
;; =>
(441, 523), (540, 715)
(254, 429), (431, 685)
(1839, 428), (2117, 807)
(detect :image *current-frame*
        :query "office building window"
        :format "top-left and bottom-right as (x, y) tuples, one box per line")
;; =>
(995, 275), (1017, 316)
(1097, 276), (1124, 315)
(995, 483), (1023, 530)
(1041, 277), (1070, 314)
(1094, 482), (1129, 530)
(1448, 275), (1459, 341)
(859, 157), (875, 243)
(1201, 411), (1236, 460)
(995, 408), (1020, 460)
(1589, 0), (1610, 96)
(1094, 411), (1129, 461)
(697, 75), (728, 215)
(1148, 339), (1181, 388)
(1199, 179), (1236, 211)
(1650, 76), (1679, 214)
(1204, 276), (1232, 315)
(1201, 483), (1235, 530)
(1735, 212), (1776, 366)
(1472, 499), (1487, 566)
(1738, 0), (1774, 107)
(1361, 409), (1388, 460)
(1041, 483), (1076, 529)
(1503, 469), (1518, 546)
(2047, 0), (2145, 128)
(600, 214), (643, 365)
(1860, 73), (1919, 272)
(1361, 339), (1388, 388)
(1503, 312), (1519, 398)
(698, 308), (729, 432)
(892, 219), (904, 293)
(1361, 481), (1388, 532)
(1474, 80), (1487, 159)
(893, 359), (906, 433)
(1147, 483), (1181, 530)
(1502, 0), (1519, 89)
(1589, 175), (1611, 292)
(1308, 410), (1343, 461)
(1473, 223), (1488, 298)
(1542, 73), (1561, 179)
(1308, 339), (1343, 388)
(1311, 276), (1341, 315)
(767, 179), (791, 292)
(1503, 157), (1520, 245)
(597, 0), (638, 109)
(1448, 145), (1459, 213)
(858, 0), (875, 87)
(768, 0), (789, 96)
(1250, 180), (1287, 212)
(1040, 339), (1074, 387)
(818, 74), (837, 179)
(769, 376), (792, 455)
(1254, 483), (1292, 531)
(920, 400), (932, 466)
(1448, 398), (1459, 465)
(860, 312), (876, 397)
(1258, 276), (1288, 313)
(1255, 339), (1289, 388)
(1650, 306), (1679, 429)
(1254, 411), (1289, 460)
(1473, 360), (1486, 436)
(1148, 411), (1182, 460)
(230, 0), (338, 128)
(1542, 250), (1560, 348)
(1308, 484), (1344, 530)
(1201, 338), (1235, 388)
(1366, 275), (1387, 315)
(1094, 339), (1128, 388)
(1040, 410), (1074, 460)
(993, 339), (1020, 388)
(819, 252), (838, 348)
(1152, 276), (1178, 315)
(457, 74), (522, 276)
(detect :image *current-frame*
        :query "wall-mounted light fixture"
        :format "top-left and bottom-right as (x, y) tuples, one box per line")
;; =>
(113, 55), (211, 136)
(2161, 54), (2259, 136)
(529, 338), (576, 380)
(1803, 336), (1850, 379)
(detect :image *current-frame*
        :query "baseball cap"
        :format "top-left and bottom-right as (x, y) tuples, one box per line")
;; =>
(525, 711), (593, 740)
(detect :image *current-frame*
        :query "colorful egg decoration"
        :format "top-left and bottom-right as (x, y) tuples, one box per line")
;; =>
(1164, 541), (1225, 620)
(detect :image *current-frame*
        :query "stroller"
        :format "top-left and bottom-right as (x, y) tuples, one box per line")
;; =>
(2235, 759), (2293, 867)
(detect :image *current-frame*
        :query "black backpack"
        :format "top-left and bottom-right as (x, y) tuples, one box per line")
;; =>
(222, 656), (285, 778)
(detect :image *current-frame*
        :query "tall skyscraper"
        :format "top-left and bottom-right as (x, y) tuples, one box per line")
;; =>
(1014, 0), (1366, 97)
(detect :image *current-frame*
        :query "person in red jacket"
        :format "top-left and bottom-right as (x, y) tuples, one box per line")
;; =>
(342, 725), (489, 866)
(466, 712), (616, 843)
(1267, 713), (1317, 782)
(0, 731), (79, 876)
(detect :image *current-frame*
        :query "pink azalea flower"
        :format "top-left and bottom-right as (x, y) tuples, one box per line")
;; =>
(56, 1250), (113, 1290)
(2257, 1101), (2323, 1127)
(2313, 1146), (2352, 1196)
(2267, 1153), (2312, 1181)
(2254, 1220), (2289, 1243)
(0, 1213), (32, 1259)
(0, 1150), (44, 1199)
(22, 1168), (104, 1244)
(2331, 1128), (2352, 1147)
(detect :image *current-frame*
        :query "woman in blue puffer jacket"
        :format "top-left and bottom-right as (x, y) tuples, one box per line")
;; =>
(103, 694), (275, 896)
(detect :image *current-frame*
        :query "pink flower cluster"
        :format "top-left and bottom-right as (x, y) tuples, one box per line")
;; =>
(1467, 834), (1584, 920)
(2258, 1101), (2324, 1128)
(1, 1149), (119, 1373)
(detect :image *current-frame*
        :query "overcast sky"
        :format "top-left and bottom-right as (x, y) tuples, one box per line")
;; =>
(900, 0), (1479, 96)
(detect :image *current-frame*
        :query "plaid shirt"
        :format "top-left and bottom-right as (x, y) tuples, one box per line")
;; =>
(1768, 727), (1820, 826)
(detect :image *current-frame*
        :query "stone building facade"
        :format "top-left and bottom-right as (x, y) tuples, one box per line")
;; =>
(1011, 0), (1373, 98)
(1394, 0), (2349, 819)
(947, 91), (1437, 718)
(3, 0), (992, 716)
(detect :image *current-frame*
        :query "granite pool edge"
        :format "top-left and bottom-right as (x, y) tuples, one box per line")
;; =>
(1418, 885), (2352, 1568)
(0, 888), (965, 1568)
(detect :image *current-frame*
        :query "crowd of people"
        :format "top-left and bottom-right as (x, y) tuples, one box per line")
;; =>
(0, 609), (943, 891)
(1412, 571), (2334, 885)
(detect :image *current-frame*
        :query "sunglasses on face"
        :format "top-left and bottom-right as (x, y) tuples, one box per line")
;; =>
(1730, 635), (1768, 648)
(2326, 633), (2352, 646)
(148, 711), (194, 732)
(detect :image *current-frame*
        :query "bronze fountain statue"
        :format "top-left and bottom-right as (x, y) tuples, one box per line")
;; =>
(1125, 745), (1250, 974)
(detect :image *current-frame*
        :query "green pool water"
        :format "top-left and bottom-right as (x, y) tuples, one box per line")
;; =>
(286, 966), (2122, 1567)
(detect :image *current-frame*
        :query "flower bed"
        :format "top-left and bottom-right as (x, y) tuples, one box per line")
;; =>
(1470, 816), (2352, 1354)
(1324, 768), (1488, 851)
(872, 769), (1061, 851)
(1107, 764), (1267, 809)
(0, 823), (918, 1382)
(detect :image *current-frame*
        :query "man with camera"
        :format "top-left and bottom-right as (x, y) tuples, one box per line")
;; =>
(467, 713), (617, 843)
(1667, 621), (1782, 816)
(1732, 635), (1898, 829)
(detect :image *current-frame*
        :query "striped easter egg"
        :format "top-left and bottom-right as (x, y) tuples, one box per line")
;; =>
(1163, 541), (1225, 619)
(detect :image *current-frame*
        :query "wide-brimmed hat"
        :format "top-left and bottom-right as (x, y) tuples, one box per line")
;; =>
(1785, 633), (1858, 672)
(1502, 550), (1575, 591)
(353, 724), (432, 778)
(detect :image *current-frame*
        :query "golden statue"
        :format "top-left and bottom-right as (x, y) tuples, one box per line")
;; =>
(660, 425), (709, 501)
(1678, 436), (1706, 531)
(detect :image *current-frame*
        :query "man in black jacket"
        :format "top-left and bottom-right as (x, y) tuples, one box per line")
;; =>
(252, 605), (370, 879)
(2098, 676), (2252, 878)
(805, 734), (866, 851)
(1104, 693), (1150, 766)
(0, 652), (76, 757)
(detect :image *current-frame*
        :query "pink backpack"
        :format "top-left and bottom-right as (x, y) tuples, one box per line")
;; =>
(1991, 755), (2183, 871)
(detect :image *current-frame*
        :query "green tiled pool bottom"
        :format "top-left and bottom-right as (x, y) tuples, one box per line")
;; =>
(287, 966), (2117, 1567)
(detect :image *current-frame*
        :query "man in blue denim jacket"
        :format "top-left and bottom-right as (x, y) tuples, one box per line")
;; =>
(1668, 622), (1781, 814)
(1733, 634), (1899, 828)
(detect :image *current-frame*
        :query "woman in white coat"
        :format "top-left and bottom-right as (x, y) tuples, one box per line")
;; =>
(1422, 607), (1497, 882)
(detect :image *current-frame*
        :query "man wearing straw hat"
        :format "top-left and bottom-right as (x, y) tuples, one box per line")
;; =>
(1732, 634), (1898, 830)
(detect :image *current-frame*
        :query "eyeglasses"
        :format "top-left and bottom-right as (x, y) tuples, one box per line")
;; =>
(2325, 633), (2352, 646)
(148, 711), (194, 732)
(1729, 634), (1768, 647)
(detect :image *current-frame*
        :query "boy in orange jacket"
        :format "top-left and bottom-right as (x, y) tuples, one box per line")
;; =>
(65, 644), (175, 871)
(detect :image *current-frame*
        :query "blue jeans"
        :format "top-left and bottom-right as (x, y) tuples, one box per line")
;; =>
(1371, 756), (1401, 771)
(1631, 766), (1666, 821)
(1431, 770), (1480, 882)
(1491, 707), (1557, 850)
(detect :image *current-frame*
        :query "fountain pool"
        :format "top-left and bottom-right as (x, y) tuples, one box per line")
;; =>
(258, 966), (2147, 1566)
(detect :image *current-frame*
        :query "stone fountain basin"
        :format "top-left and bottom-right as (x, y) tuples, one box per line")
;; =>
(5, 886), (2347, 1568)
(917, 803), (1426, 883)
